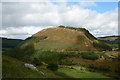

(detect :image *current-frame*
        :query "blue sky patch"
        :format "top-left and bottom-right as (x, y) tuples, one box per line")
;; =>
(53, 2), (118, 13)
(85, 2), (118, 13)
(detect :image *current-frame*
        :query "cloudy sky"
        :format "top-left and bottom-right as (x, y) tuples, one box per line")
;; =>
(0, 1), (118, 39)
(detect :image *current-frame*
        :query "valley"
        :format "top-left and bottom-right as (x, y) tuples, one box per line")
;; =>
(2, 26), (120, 79)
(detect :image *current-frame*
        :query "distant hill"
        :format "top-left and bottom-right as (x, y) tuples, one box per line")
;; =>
(98, 36), (119, 41)
(1, 37), (23, 48)
(97, 36), (120, 48)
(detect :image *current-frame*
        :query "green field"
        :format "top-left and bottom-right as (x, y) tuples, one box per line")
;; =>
(58, 67), (109, 78)
(2, 55), (111, 78)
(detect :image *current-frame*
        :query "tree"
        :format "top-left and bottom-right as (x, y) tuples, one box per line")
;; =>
(58, 25), (65, 28)
(32, 58), (42, 66)
(47, 63), (58, 71)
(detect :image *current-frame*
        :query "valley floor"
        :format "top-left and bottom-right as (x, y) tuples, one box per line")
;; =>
(2, 55), (111, 79)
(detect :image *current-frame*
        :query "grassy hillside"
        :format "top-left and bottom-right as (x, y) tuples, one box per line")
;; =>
(58, 25), (97, 40)
(58, 26), (112, 51)
(2, 55), (110, 78)
(98, 36), (119, 49)
(17, 26), (112, 52)
(29, 27), (96, 51)
(4, 26), (112, 66)
(2, 55), (44, 78)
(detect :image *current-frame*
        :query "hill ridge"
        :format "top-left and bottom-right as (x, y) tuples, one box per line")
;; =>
(17, 26), (112, 52)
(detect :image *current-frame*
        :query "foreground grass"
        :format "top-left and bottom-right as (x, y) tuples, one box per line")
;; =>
(58, 67), (109, 78)
(2, 55), (44, 78)
(36, 65), (110, 78)
(3, 55), (111, 78)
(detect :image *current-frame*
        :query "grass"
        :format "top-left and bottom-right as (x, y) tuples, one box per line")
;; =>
(96, 52), (111, 59)
(81, 52), (99, 60)
(58, 25), (112, 51)
(35, 40), (70, 51)
(3, 55), (110, 78)
(36, 65), (110, 78)
(93, 40), (112, 51)
(2, 55), (44, 78)
(58, 25), (96, 40)
(5, 50), (111, 66)
(58, 67), (109, 78)
(32, 51), (100, 65)
(17, 26), (98, 51)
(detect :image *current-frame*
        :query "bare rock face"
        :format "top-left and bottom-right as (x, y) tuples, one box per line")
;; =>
(25, 63), (38, 71)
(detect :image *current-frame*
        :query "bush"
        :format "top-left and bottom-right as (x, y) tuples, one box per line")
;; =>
(81, 52), (99, 60)
(32, 58), (42, 66)
(66, 52), (80, 58)
(88, 64), (97, 69)
(47, 63), (58, 71)
(93, 40), (112, 51)
(97, 66), (111, 72)
(62, 60), (76, 66)
(96, 52), (111, 59)
(34, 51), (67, 65)
(58, 25), (65, 28)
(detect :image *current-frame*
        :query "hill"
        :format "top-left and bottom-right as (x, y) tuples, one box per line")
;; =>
(5, 26), (112, 61)
(18, 26), (112, 52)
(3, 26), (118, 79)
(97, 36), (119, 49)
(98, 36), (119, 41)
(1, 37), (23, 49)
(4, 26), (112, 64)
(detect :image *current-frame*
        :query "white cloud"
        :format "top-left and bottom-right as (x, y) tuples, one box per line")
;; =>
(0, 26), (53, 39)
(1, 2), (118, 39)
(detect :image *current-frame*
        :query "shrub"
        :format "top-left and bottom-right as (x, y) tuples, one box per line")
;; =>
(81, 52), (99, 60)
(23, 55), (33, 63)
(47, 63), (58, 71)
(96, 52), (111, 59)
(34, 51), (67, 65)
(62, 60), (76, 66)
(58, 25), (65, 28)
(88, 64), (97, 69)
(93, 40), (112, 51)
(32, 58), (42, 66)
(97, 66), (111, 72)
(66, 52), (80, 58)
